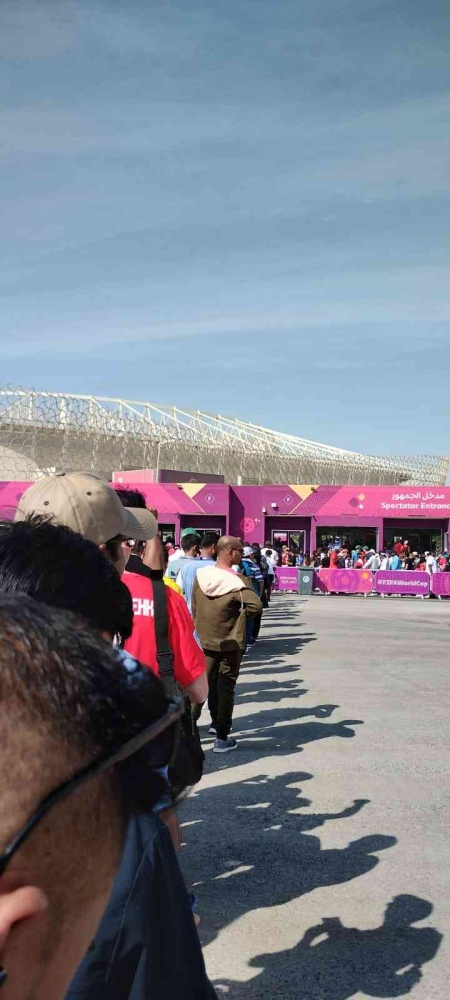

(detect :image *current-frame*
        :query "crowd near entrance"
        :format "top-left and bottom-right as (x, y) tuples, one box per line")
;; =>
(271, 529), (305, 551)
(384, 528), (442, 554)
(317, 527), (377, 552)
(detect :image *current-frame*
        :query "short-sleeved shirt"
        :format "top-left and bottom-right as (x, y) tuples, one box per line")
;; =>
(241, 558), (263, 594)
(123, 571), (206, 689)
(178, 557), (216, 613)
(166, 555), (198, 581)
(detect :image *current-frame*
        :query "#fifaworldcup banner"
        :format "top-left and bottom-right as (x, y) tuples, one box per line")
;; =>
(375, 570), (429, 595)
(317, 568), (374, 594)
(274, 567), (299, 591)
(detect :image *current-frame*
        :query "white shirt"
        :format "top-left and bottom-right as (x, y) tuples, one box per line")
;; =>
(168, 548), (182, 563)
(365, 554), (381, 571)
(262, 548), (278, 567)
(425, 555), (438, 575)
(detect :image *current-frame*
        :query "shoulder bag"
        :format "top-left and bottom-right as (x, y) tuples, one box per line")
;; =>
(152, 576), (204, 799)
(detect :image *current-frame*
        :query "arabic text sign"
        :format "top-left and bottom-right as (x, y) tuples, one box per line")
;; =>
(274, 567), (299, 591)
(317, 568), (374, 594)
(375, 571), (429, 595)
(431, 574), (450, 597)
(314, 485), (450, 518)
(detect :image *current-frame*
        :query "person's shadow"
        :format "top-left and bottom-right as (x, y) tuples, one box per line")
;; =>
(181, 773), (396, 949)
(215, 894), (442, 998)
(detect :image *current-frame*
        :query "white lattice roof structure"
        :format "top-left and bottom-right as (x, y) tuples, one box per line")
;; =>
(0, 386), (447, 486)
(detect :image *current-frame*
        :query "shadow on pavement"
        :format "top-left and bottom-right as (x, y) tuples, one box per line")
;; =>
(184, 596), (442, 997)
(234, 679), (308, 703)
(199, 713), (362, 773)
(214, 894), (442, 999)
(181, 771), (394, 951)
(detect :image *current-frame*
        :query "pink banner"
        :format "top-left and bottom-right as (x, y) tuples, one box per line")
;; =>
(375, 570), (429, 595)
(274, 567), (299, 591)
(317, 568), (374, 594)
(431, 574), (450, 597)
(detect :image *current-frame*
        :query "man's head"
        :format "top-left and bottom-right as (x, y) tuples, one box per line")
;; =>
(15, 474), (157, 577)
(0, 516), (133, 643)
(200, 532), (219, 560)
(0, 595), (170, 1000)
(242, 545), (254, 560)
(181, 533), (199, 557)
(216, 535), (244, 568)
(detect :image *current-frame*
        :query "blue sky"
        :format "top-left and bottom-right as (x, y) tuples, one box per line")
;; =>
(1, 0), (449, 457)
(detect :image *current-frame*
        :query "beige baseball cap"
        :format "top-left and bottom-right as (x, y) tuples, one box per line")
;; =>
(14, 472), (157, 545)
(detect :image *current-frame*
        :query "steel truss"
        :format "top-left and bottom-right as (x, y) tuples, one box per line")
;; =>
(0, 386), (447, 485)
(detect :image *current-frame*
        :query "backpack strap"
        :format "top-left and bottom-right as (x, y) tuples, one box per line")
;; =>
(151, 577), (177, 699)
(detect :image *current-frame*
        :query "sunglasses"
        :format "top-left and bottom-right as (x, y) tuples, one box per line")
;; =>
(0, 698), (182, 986)
(0, 697), (182, 878)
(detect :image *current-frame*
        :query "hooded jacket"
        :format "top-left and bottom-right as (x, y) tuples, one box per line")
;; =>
(191, 565), (262, 652)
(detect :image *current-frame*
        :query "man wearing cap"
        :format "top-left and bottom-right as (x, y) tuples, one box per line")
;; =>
(166, 530), (200, 581)
(15, 472), (157, 576)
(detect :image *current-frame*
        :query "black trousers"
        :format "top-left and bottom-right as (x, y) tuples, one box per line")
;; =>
(193, 649), (242, 740)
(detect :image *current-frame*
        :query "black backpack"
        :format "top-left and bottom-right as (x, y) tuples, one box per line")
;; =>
(152, 577), (204, 800)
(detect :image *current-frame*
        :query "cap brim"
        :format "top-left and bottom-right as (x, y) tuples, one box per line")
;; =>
(122, 507), (158, 541)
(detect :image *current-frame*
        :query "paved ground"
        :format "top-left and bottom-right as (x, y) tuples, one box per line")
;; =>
(180, 593), (450, 999)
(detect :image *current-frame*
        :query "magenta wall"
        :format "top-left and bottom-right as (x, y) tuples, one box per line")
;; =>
(3, 481), (450, 549)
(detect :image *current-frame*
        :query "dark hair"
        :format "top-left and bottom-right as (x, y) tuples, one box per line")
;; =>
(0, 516), (133, 641)
(181, 533), (198, 553)
(113, 486), (147, 509)
(265, 548), (273, 557)
(0, 592), (167, 805)
(200, 532), (220, 549)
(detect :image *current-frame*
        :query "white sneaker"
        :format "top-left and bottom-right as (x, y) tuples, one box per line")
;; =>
(213, 737), (238, 754)
(209, 725), (232, 735)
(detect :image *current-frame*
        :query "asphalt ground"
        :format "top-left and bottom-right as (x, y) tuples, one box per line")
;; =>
(180, 592), (450, 999)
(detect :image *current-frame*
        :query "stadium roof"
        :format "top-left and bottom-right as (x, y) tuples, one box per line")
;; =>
(0, 386), (448, 486)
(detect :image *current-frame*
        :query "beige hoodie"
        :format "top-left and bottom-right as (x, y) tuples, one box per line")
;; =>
(196, 565), (246, 597)
(192, 565), (262, 652)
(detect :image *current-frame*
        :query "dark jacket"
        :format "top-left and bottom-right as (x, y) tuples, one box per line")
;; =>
(66, 812), (216, 1000)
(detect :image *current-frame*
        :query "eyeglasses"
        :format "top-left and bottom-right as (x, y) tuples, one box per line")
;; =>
(0, 699), (182, 988)
(0, 698), (182, 880)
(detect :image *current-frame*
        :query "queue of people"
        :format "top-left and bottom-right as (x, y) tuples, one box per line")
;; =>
(0, 476), (284, 1000)
(0, 475), (225, 1000)
(275, 540), (450, 575)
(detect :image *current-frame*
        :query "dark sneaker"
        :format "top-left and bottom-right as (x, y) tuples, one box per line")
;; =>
(213, 737), (238, 754)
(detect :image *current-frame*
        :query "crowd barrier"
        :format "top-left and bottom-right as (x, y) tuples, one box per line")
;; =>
(317, 568), (373, 594)
(273, 566), (450, 597)
(315, 567), (450, 597)
(273, 567), (299, 591)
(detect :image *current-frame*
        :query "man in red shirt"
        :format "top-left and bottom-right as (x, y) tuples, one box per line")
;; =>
(123, 567), (208, 704)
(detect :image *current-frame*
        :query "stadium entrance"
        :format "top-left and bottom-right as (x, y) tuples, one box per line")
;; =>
(271, 529), (305, 552)
(317, 526), (377, 551)
(383, 526), (443, 554)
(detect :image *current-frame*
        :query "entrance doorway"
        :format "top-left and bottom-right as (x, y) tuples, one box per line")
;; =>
(317, 526), (377, 551)
(159, 523), (176, 544)
(272, 529), (305, 552)
(384, 528), (443, 554)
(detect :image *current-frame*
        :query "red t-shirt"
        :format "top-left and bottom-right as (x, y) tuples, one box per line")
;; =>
(123, 571), (206, 690)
